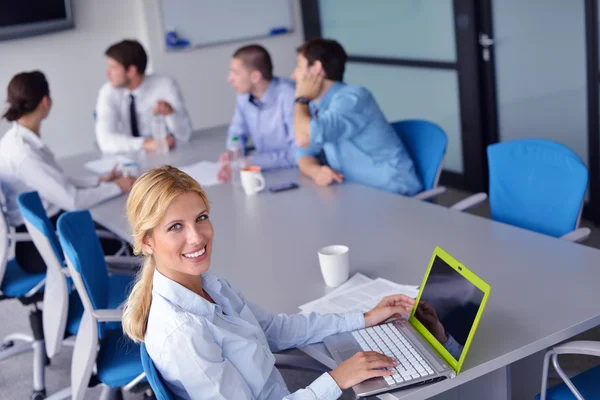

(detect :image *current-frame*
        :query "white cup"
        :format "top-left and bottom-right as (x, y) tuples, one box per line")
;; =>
(318, 245), (350, 287)
(240, 166), (266, 196)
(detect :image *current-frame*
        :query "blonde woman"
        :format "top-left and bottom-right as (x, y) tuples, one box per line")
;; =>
(122, 165), (415, 400)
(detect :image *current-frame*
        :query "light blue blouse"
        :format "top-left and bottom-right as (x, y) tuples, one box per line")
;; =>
(145, 270), (365, 399)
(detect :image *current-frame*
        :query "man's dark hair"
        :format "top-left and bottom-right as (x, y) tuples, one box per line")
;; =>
(296, 39), (347, 81)
(2, 71), (49, 121)
(233, 44), (273, 81)
(105, 40), (148, 75)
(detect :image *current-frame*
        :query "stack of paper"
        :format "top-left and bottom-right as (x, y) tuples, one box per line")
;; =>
(84, 156), (134, 175)
(300, 274), (419, 314)
(180, 161), (222, 187)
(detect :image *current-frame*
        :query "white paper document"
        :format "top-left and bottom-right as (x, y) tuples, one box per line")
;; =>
(84, 156), (134, 175)
(180, 161), (222, 187)
(300, 277), (419, 315)
(299, 273), (373, 312)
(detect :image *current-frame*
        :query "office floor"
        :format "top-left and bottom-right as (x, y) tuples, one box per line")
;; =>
(0, 188), (598, 400)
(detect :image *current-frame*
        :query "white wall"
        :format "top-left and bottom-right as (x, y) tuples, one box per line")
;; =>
(0, 0), (149, 158)
(0, 0), (303, 158)
(140, 0), (304, 133)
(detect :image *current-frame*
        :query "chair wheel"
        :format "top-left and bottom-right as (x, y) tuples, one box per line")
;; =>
(31, 390), (45, 400)
(0, 341), (14, 351)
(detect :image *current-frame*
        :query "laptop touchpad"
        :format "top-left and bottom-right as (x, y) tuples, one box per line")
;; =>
(336, 349), (358, 362)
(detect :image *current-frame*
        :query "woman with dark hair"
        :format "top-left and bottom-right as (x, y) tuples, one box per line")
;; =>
(0, 71), (135, 273)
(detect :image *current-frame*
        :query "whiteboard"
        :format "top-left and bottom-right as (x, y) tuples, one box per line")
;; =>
(158, 0), (294, 50)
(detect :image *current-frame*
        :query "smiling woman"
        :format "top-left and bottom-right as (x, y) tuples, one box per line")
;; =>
(121, 165), (415, 400)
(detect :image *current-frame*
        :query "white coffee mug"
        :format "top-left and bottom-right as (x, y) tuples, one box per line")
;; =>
(240, 166), (266, 196)
(318, 245), (350, 287)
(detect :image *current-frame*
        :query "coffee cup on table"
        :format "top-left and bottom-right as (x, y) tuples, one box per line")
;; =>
(240, 166), (266, 196)
(318, 245), (350, 287)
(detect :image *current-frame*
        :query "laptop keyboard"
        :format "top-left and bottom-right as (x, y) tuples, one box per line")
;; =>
(352, 322), (435, 386)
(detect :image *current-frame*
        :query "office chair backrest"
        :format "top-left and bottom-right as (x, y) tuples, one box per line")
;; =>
(0, 184), (13, 289)
(391, 120), (447, 191)
(57, 210), (110, 336)
(487, 139), (588, 238)
(141, 343), (174, 400)
(17, 191), (70, 358)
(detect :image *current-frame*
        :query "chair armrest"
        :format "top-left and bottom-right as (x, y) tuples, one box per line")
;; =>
(104, 256), (141, 267)
(92, 309), (123, 322)
(560, 228), (591, 243)
(450, 193), (488, 212)
(274, 353), (329, 373)
(24, 278), (45, 298)
(413, 186), (447, 201)
(552, 341), (600, 357)
(95, 230), (122, 241)
(7, 232), (32, 242)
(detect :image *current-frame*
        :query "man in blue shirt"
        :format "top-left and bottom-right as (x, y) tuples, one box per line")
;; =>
(218, 45), (296, 181)
(291, 39), (423, 195)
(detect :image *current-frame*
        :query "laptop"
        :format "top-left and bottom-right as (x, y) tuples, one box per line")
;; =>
(323, 246), (491, 397)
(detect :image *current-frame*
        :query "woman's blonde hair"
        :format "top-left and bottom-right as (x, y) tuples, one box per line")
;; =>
(122, 165), (210, 342)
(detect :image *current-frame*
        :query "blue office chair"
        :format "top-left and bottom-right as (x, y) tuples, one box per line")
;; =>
(451, 139), (590, 242)
(536, 341), (600, 399)
(391, 120), (447, 201)
(17, 192), (82, 360)
(0, 188), (48, 400)
(57, 210), (144, 400)
(141, 343), (174, 400)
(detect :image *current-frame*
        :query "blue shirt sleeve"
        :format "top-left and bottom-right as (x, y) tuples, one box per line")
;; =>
(295, 142), (323, 164)
(251, 148), (296, 170)
(309, 90), (366, 146)
(245, 299), (365, 353)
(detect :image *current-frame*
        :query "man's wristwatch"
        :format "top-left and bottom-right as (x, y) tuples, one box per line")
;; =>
(294, 96), (311, 105)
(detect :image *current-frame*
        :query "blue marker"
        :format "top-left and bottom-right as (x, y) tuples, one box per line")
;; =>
(269, 27), (289, 36)
(166, 28), (190, 49)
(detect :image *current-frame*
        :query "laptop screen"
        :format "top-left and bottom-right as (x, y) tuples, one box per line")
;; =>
(413, 255), (485, 362)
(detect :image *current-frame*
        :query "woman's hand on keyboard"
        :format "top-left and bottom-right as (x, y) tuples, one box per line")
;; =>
(364, 294), (415, 328)
(329, 351), (397, 389)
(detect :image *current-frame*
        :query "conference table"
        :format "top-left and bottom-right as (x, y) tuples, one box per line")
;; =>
(61, 128), (600, 400)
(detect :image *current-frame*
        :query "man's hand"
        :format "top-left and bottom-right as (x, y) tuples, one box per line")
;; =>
(218, 151), (231, 165)
(295, 73), (324, 100)
(153, 100), (174, 116)
(98, 164), (123, 183)
(113, 176), (136, 193)
(143, 136), (176, 151)
(217, 164), (232, 182)
(313, 165), (343, 186)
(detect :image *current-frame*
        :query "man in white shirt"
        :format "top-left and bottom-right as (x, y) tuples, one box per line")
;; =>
(95, 40), (193, 154)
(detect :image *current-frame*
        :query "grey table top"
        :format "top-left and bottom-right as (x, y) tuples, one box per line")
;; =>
(60, 128), (600, 399)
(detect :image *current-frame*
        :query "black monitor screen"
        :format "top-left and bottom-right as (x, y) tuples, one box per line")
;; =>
(0, 0), (67, 27)
(414, 256), (484, 361)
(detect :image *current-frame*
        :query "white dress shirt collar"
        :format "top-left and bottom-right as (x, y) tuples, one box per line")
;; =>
(152, 269), (222, 321)
(13, 122), (45, 151)
(127, 75), (148, 97)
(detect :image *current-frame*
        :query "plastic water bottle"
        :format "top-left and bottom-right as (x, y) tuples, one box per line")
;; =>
(228, 136), (243, 186)
(152, 114), (169, 154)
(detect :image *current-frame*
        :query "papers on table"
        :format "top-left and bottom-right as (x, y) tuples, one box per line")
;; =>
(180, 161), (222, 187)
(299, 273), (419, 314)
(84, 156), (134, 175)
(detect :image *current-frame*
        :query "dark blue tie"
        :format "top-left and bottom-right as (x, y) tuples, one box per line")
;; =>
(129, 94), (140, 137)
